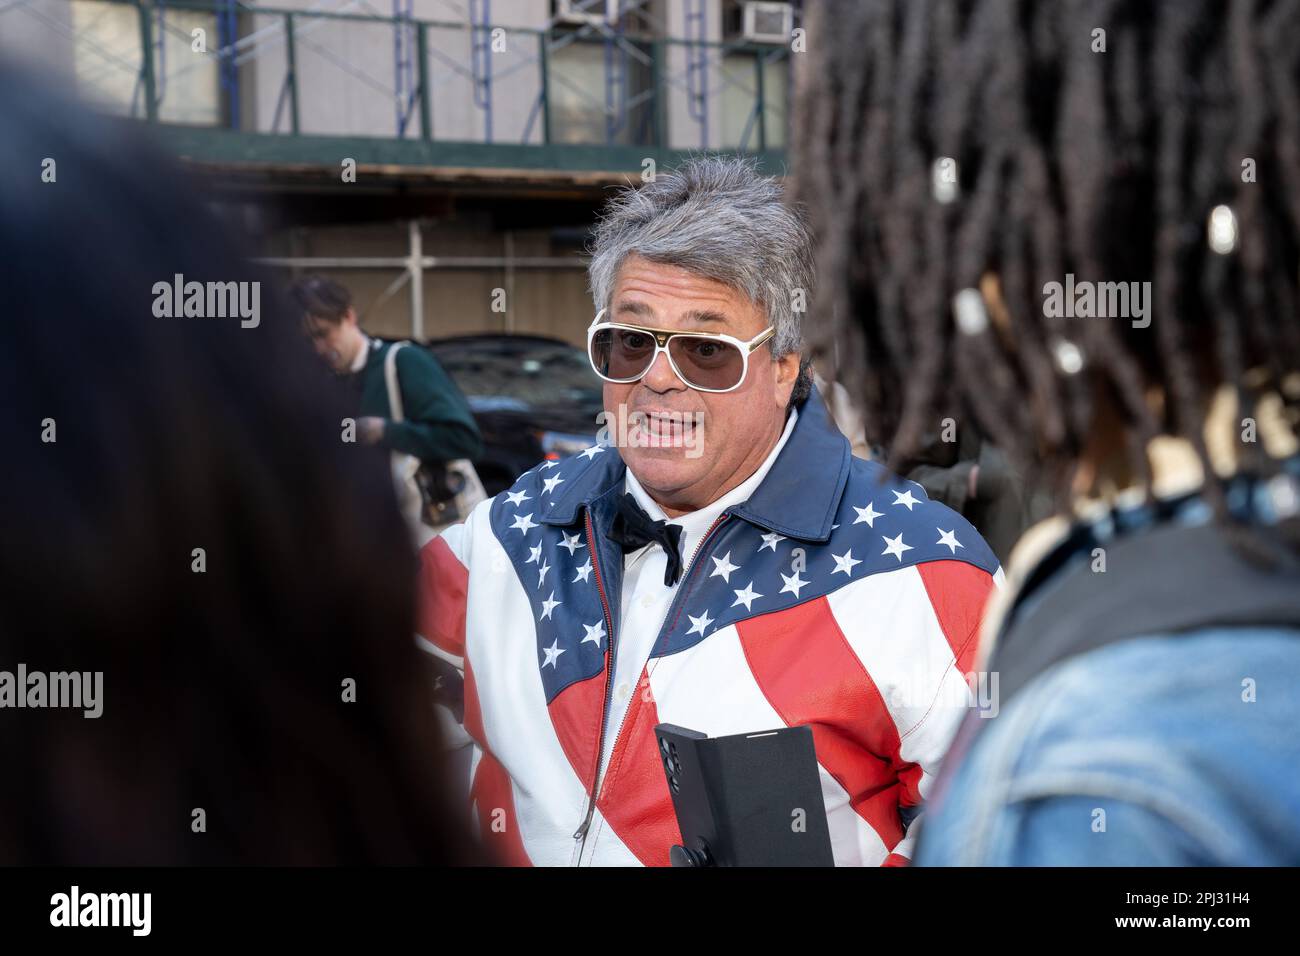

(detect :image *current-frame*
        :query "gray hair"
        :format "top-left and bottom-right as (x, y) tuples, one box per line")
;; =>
(587, 156), (815, 402)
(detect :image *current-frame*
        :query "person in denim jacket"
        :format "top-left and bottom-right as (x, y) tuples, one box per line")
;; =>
(917, 454), (1300, 866)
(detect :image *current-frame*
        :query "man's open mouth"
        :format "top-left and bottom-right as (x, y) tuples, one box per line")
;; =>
(630, 411), (700, 448)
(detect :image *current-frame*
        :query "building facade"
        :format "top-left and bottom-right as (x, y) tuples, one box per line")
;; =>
(2, 0), (797, 342)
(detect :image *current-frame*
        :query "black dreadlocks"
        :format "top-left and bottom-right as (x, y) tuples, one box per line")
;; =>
(792, 0), (1300, 528)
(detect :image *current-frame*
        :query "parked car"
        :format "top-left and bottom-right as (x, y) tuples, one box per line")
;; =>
(425, 334), (604, 496)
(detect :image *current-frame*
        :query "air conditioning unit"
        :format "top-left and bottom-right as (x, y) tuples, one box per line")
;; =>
(741, 1), (792, 44)
(554, 0), (617, 27)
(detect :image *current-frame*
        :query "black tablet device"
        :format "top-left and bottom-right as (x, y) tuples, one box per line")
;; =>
(655, 722), (835, 867)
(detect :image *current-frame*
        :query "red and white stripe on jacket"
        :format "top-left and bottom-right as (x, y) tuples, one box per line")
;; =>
(417, 393), (1000, 866)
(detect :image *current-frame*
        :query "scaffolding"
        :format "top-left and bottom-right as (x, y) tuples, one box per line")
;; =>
(2, 0), (797, 152)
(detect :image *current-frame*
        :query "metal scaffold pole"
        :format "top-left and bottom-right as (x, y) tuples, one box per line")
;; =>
(684, 0), (708, 148)
(470, 0), (492, 143)
(408, 219), (424, 341)
(393, 0), (415, 137)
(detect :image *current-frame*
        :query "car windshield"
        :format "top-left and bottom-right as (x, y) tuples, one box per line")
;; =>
(432, 340), (604, 412)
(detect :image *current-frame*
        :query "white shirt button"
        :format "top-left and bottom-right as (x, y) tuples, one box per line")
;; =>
(616, 681), (631, 701)
(640, 594), (655, 609)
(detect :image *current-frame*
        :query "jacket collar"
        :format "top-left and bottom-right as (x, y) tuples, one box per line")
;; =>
(540, 385), (851, 543)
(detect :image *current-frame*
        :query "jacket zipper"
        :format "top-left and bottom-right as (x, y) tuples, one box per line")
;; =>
(572, 508), (617, 850)
(572, 511), (731, 860)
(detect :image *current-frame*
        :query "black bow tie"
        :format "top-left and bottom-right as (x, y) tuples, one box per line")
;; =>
(608, 493), (684, 587)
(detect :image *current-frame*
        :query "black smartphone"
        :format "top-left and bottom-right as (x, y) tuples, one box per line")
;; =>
(655, 722), (835, 867)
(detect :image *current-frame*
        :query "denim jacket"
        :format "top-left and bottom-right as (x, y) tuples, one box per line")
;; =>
(916, 468), (1300, 865)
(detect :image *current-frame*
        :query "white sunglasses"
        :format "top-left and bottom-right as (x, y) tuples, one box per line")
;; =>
(586, 310), (775, 393)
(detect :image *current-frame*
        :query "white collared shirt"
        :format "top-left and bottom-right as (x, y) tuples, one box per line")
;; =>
(598, 407), (799, 781)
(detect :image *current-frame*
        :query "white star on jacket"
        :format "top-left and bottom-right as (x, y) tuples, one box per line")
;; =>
(936, 528), (963, 553)
(853, 501), (883, 526)
(541, 640), (564, 668)
(686, 610), (714, 637)
(882, 533), (913, 562)
(539, 592), (561, 620)
(510, 513), (538, 534)
(831, 549), (862, 576)
(581, 620), (606, 647)
(892, 489), (920, 511)
(731, 581), (763, 611)
(710, 551), (739, 582)
(780, 570), (809, 598)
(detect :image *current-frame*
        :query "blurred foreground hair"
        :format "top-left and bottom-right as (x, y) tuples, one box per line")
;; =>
(0, 58), (475, 864)
(793, 0), (1300, 522)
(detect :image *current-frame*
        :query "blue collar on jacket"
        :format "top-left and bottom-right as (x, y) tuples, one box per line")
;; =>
(538, 384), (851, 542)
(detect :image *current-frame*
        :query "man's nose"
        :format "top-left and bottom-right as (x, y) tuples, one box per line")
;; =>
(640, 349), (686, 393)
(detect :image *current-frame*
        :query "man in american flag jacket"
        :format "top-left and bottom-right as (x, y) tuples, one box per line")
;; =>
(417, 157), (1001, 866)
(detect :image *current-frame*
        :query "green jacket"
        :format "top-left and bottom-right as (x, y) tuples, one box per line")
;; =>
(353, 338), (482, 464)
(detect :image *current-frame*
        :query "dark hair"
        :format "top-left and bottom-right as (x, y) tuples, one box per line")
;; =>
(290, 274), (354, 325)
(793, 0), (1300, 519)
(0, 59), (474, 864)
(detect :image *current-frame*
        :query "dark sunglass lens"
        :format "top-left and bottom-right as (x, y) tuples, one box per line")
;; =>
(589, 328), (615, 375)
(606, 328), (657, 379)
(668, 335), (744, 390)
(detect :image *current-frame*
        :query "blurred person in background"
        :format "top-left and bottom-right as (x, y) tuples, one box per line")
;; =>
(794, 0), (1300, 865)
(817, 365), (1042, 563)
(291, 275), (484, 543)
(814, 369), (873, 459)
(0, 59), (474, 865)
(898, 420), (1049, 566)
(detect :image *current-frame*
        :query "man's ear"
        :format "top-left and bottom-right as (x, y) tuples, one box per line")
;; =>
(343, 306), (359, 329)
(774, 349), (801, 406)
